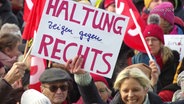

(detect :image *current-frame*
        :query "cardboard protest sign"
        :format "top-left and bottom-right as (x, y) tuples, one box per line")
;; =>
(164, 35), (184, 61)
(31, 0), (129, 78)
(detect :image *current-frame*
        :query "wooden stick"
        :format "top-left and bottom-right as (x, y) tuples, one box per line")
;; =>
(23, 40), (29, 57)
(22, 44), (33, 63)
(48, 61), (52, 68)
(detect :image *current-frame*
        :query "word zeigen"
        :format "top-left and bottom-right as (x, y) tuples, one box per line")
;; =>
(48, 21), (73, 35)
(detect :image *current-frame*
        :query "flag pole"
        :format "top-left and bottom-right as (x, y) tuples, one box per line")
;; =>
(22, 43), (33, 63)
(129, 9), (153, 61)
(22, 30), (36, 62)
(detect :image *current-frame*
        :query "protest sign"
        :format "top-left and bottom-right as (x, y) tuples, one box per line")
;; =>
(164, 35), (184, 61)
(31, 0), (129, 78)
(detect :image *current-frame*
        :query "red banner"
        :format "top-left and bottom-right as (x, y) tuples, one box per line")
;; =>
(116, 0), (146, 52)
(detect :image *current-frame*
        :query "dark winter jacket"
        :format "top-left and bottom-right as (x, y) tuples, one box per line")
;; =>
(77, 79), (106, 104)
(132, 52), (178, 93)
(173, 0), (184, 21)
(0, 0), (19, 28)
(0, 79), (13, 103)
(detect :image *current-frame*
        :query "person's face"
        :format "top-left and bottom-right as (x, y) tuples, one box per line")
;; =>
(159, 17), (172, 34)
(6, 42), (21, 58)
(105, 3), (116, 13)
(95, 82), (110, 102)
(145, 36), (162, 55)
(41, 82), (69, 104)
(149, 0), (169, 10)
(120, 78), (147, 104)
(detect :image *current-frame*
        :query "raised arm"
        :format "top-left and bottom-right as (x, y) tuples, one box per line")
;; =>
(66, 55), (106, 104)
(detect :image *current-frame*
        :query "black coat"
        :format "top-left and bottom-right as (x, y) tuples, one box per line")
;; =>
(0, 79), (13, 103)
(132, 52), (178, 93)
(0, 0), (19, 28)
(78, 79), (163, 104)
(77, 79), (106, 104)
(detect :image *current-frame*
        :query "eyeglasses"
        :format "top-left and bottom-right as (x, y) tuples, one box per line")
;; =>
(145, 38), (159, 43)
(44, 85), (68, 92)
(98, 88), (108, 93)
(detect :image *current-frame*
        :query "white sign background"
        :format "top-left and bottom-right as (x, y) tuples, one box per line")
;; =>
(164, 35), (184, 61)
(31, 0), (129, 78)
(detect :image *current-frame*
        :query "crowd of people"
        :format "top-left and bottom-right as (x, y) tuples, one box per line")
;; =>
(0, 0), (184, 104)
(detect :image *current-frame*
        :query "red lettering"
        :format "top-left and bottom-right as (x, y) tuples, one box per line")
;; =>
(103, 14), (115, 32)
(63, 43), (77, 62)
(90, 48), (102, 71)
(69, 3), (80, 24)
(38, 34), (54, 57)
(92, 11), (104, 30)
(56, 1), (69, 20)
(46, 0), (60, 16)
(82, 7), (94, 26)
(77, 45), (90, 68)
(38, 35), (113, 76)
(113, 17), (125, 34)
(97, 53), (112, 74)
(51, 39), (66, 60)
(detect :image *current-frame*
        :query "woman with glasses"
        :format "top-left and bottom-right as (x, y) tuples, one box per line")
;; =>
(132, 14), (178, 95)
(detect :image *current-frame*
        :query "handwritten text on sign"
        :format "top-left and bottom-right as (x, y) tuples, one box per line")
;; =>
(31, 0), (129, 78)
(164, 35), (184, 61)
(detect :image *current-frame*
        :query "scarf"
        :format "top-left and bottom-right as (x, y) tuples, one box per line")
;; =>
(154, 53), (163, 70)
(170, 25), (178, 34)
(0, 51), (17, 69)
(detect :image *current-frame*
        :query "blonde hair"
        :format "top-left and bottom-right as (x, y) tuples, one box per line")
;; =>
(114, 68), (150, 90)
(161, 46), (173, 64)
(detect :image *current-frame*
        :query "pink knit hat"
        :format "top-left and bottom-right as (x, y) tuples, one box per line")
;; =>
(150, 2), (174, 25)
(143, 24), (164, 44)
(104, 0), (115, 8)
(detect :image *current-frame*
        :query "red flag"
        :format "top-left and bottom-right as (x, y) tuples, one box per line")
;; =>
(22, 0), (46, 40)
(23, 0), (34, 22)
(116, 0), (146, 52)
(29, 56), (46, 92)
(23, 0), (47, 92)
